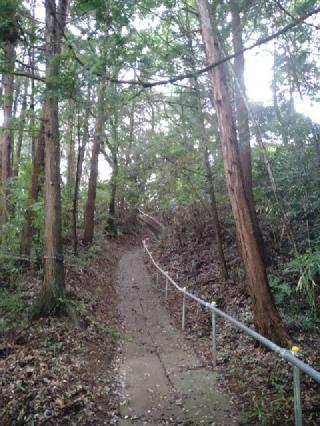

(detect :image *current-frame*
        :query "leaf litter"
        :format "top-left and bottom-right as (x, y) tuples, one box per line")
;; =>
(0, 232), (125, 425)
(146, 208), (320, 425)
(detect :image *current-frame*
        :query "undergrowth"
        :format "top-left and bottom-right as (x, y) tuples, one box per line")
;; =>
(0, 287), (27, 336)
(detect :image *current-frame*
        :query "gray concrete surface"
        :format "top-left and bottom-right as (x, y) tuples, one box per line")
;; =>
(117, 247), (237, 425)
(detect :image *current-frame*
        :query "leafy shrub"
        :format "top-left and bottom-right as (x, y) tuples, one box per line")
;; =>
(0, 288), (26, 335)
(0, 161), (44, 282)
(286, 248), (320, 318)
(268, 274), (292, 304)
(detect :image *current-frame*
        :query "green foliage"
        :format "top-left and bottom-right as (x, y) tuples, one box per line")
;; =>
(0, 288), (23, 313)
(44, 335), (64, 355)
(0, 288), (26, 336)
(286, 247), (320, 318)
(244, 382), (292, 425)
(268, 275), (292, 304)
(0, 160), (44, 281)
(0, 178), (27, 277)
(74, 0), (132, 26)
(0, 0), (19, 43)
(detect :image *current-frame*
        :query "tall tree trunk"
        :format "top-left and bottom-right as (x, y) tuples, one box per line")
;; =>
(194, 84), (228, 281)
(107, 151), (119, 235)
(12, 74), (21, 117)
(231, 5), (252, 197)
(29, 0), (37, 161)
(120, 102), (135, 214)
(196, 0), (289, 345)
(20, 123), (45, 256)
(77, 101), (89, 188)
(72, 110), (81, 255)
(32, 0), (68, 317)
(1, 41), (15, 223)
(66, 100), (76, 199)
(72, 115), (83, 255)
(182, 6), (228, 280)
(273, 49), (288, 145)
(191, 79), (228, 280)
(14, 77), (29, 175)
(231, 4), (267, 262)
(72, 84), (91, 255)
(83, 81), (106, 244)
(107, 115), (119, 234)
(203, 147), (228, 279)
(311, 125), (320, 170)
(65, 100), (76, 229)
(0, 75), (2, 105)
(11, 75), (20, 167)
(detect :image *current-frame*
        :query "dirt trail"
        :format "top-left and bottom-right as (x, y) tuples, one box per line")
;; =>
(117, 246), (237, 425)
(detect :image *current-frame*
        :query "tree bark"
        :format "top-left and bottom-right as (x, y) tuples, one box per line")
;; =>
(311, 125), (320, 171)
(12, 74), (21, 118)
(83, 81), (106, 244)
(231, 5), (252, 196)
(29, 0), (37, 162)
(196, 0), (289, 344)
(106, 115), (119, 235)
(1, 41), (15, 223)
(14, 77), (29, 175)
(119, 102), (135, 214)
(20, 123), (45, 257)
(273, 50), (288, 145)
(231, 4), (267, 263)
(193, 80), (228, 281)
(77, 105), (88, 187)
(72, 84), (91, 255)
(66, 100), (76, 200)
(72, 116), (82, 255)
(203, 148), (228, 279)
(32, 0), (68, 317)
(107, 155), (118, 234)
(64, 100), (76, 229)
(182, 6), (228, 280)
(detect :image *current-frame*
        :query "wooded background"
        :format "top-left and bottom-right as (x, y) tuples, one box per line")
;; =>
(0, 0), (319, 341)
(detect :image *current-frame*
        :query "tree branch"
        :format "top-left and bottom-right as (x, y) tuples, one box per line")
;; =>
(84, 5), (319, 88)
(2, 6), (319, 88)
(272, 0), (320, 30)
(0, 68), (45, 82)
(100, 146), (113, 165)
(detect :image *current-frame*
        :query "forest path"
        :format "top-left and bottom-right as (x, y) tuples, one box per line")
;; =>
(117, 245), (237, 425)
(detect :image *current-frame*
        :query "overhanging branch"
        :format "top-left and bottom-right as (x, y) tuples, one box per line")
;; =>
(1, 6), (319, 88)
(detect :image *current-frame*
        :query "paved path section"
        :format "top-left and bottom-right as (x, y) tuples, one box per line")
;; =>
(117, 247), (237, 425)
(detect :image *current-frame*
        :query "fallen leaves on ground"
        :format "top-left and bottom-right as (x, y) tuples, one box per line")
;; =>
(147, 211), (320, 425)
(0, 233), (124, 425)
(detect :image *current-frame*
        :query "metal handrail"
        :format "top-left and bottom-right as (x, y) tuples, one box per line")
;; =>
(143, 239), (320, 425)
(138, 209), (165, 230)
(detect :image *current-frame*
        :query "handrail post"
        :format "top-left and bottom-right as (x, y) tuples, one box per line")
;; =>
(165, 275), (168, 300)
(182, 287), (186, 330)
(211, 301), (217, 367)
(142, 240), (320, 424)
(291, 346), (302, 426)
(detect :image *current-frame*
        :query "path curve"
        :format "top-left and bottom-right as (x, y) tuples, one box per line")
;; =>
(117, 246), (237, 425)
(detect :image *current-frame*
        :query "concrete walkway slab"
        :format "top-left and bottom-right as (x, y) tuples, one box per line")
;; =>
(117, 247), (238, 425)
